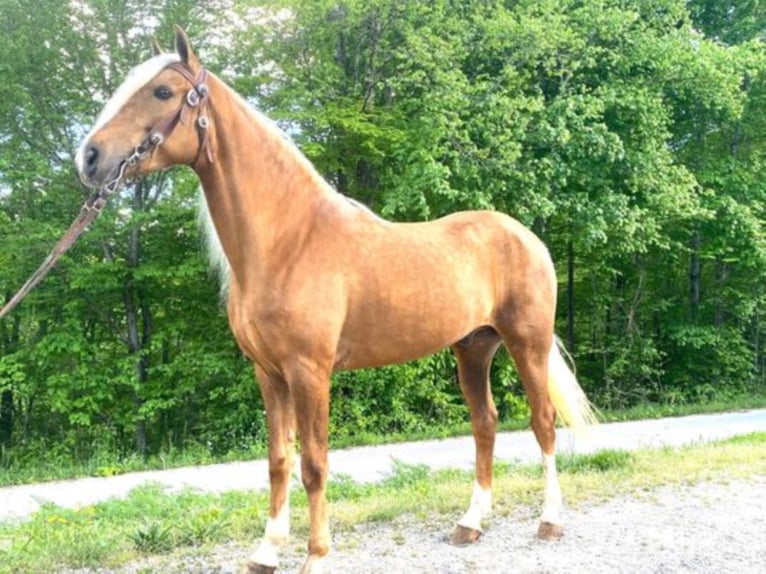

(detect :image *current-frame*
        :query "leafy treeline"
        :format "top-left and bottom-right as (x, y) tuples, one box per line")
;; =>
(0, 0), (764, 463)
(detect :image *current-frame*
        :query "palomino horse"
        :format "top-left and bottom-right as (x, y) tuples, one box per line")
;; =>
(76, 28), (595, 574)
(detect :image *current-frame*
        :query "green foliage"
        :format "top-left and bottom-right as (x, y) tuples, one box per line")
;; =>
(664, 325), (755, 401)
(0, 0), (764, 473)
(330, 351), (465, 438)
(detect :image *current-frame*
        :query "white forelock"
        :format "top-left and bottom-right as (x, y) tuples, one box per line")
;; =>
(90, 53), (181, 136)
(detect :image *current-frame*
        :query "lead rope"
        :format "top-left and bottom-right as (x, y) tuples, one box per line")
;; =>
(0, 144), (148, 320)
(0, 64), (212, 319)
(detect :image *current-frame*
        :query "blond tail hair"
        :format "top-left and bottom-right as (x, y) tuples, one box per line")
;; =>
(547, 338), (598, 433)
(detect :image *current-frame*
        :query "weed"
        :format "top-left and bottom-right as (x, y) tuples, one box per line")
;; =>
(381, 460), (430, 489)
(326, 473), (375, 502)
(177, 506), (230, 546)
(130, 522), (174, 554)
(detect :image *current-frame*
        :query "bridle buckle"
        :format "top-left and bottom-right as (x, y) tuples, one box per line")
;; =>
(186, 88), (201, 107)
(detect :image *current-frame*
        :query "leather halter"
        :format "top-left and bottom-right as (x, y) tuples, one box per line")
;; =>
(0, 63), (214, 320)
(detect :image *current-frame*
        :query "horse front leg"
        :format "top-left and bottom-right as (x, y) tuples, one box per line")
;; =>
(248, 366), (296, 574)
(287, 360), (332, 574)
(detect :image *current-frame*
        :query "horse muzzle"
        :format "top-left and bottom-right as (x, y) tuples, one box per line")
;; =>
(75, 140), (125, 189)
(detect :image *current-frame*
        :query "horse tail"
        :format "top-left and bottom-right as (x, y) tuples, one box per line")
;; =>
(547, 338), (597, 434)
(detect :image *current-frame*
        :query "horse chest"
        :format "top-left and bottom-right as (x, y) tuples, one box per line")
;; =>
(227, 294), (342, 374)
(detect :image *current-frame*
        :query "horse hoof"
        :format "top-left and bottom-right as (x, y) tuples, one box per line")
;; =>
(537, 521), (563, 540)
(245, 562), (276, 574)
(450, 524), (482, 546)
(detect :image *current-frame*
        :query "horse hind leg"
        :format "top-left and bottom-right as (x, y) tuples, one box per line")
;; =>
(503, 326), (595, 540)
(449, 327), (503, 546)
(502, 324), (565, 539)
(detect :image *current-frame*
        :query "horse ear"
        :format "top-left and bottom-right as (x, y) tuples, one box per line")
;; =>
(150, 37), (163, 56)
(174, 25), (200, 70)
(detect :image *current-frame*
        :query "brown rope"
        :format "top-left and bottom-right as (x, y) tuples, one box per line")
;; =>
(0, 191), (109, 319)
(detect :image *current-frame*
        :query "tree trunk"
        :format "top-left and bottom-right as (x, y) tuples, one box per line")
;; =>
(566, 239), (575, 353)
(0, 313), (20, 446)
(123, 180), (152, 457)
(714, 259), (728, 326)
(124, 273), (149, 456)
(689, 231), (701, 321)
(0, 390), (13, 446)
(755, 298), (763, 384)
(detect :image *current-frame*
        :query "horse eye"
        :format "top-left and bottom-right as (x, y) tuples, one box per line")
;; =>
(154, 86), (173, 100)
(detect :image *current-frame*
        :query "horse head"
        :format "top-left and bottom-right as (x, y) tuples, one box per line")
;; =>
(75, 27), (212, 189)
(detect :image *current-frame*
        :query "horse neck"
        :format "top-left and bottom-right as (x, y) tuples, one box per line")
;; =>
(194, 74), (337, 286)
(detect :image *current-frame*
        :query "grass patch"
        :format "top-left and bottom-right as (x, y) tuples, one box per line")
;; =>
(557, 449), (634, 474)
(0, 440), (269, 488)
(0, 484), (270, 574)
(717, 431), (766, 445)
(596, 392), (766, 423)
(1, 433), (764, 573)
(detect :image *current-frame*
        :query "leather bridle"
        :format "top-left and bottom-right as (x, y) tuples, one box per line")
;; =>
(150, 63), (214, 167)
(0, 62), (213, 320)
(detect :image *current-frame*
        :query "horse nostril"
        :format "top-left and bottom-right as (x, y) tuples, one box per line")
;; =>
(85, 146), (100, 175)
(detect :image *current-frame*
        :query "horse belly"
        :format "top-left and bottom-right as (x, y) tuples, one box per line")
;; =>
(335, 271), (493, 370)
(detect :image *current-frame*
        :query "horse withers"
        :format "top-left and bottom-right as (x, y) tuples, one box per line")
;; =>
(75, 27), (596, 574)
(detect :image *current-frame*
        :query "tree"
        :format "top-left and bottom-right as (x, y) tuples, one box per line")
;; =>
(0, 0), (763, 466)
(0, 0), (264, 458)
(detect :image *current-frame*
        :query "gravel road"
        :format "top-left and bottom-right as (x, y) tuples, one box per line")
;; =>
(41, 409), (765, 573)
(327, 476), (766, 574)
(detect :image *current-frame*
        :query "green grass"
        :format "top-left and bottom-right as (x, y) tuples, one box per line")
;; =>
(1, 432), (764, 573)
(595, 392), (766, 423)
(0, 440), (268, 488)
